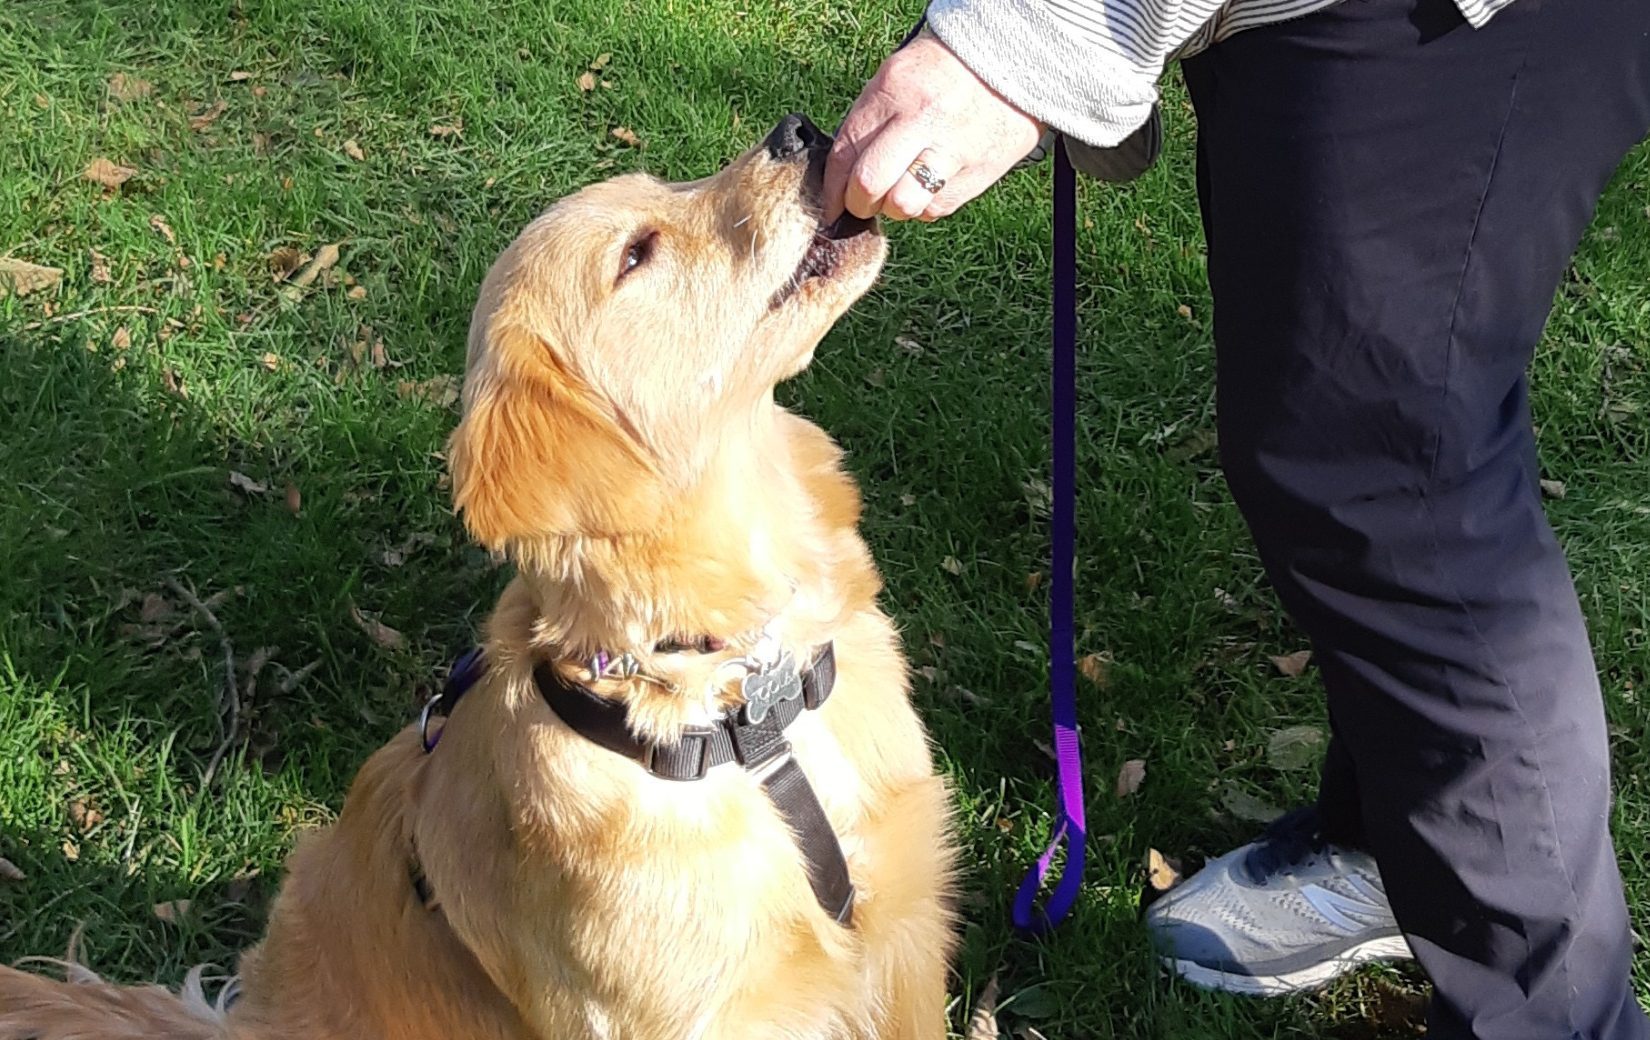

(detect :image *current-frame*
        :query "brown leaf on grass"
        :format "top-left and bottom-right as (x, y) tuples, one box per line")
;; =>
(1221, 783), (1284, 824)
(148, 213), (177, 244)
(252, 84), (268, 98)
(1539, 478), (1567, 500)
(1176, 303), (1195, 323)
(1077, 652), (1111, 688)
(348, 284), (368, 300)
(589, 52), (612, 71)
(188, 100), (228, 131)
(429, 120), (464, 138)
(1025, 571), (1044, 592)
(108, 73), (153, 101)
(1266, 724), (1326, 771)
(611, 126), (642, 148)
(61, 839), (80, 862)
(261, 352), (281, 372)
(1269, 649), (1312, 677)
(228, 470), (269, 495)
(0, 258), (64, 298)
(576, 71), (596, 92)
(67, 799), (105, 833)
(965, 972), (1001, 1040)
(228, 70), (253, 82)
(285, 242), (342, 289)
(343, 138), (366, 162)
(1115, 758), (1147, 799)
(0, 857), (25, 882)
(268, 245), (307, 281)
(1146, 848), (1182, 892)
(350, 603), (406, 650)
(83, 157), (138, 190)
(284, 483), (302, 515)
(370, 339), (390, 369)
(139, 592), (174, 623)
(161, 368), (188, 398)
(152, 899), (193, 922)
(89, 248), (113, 284)
(396, 375), (461, 409)
(111, 326), (131, 351)
(940, 555), (963, 576)
(894, 335), (924, 356)
(899, 493), (916, 507)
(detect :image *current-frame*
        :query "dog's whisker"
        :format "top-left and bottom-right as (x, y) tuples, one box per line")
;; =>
(732, 214), (751, 229)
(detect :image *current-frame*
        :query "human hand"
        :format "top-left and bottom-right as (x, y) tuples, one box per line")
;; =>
(823, 27), (1043, 223)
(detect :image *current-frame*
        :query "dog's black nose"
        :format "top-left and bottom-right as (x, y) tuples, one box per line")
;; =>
(765, 113), (826, 161)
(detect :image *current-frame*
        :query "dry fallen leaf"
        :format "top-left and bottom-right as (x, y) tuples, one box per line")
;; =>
(285, 241), (342, 289)
(83, 157), (138, 190)
(1115, 758), (1147, 799)
(370, 339), (390, 369)
(1025, 571), (1044, 592)
(966, 972), (1001, 1040)
(347, 284), (367, 300)
(940, 555), (963, 576)
(396, 375), (461, 409)
(228, 70), (252, 82)
(228, 470), (269, 495)
(261, 351), (281, 372)
(350, 603), (406, 650)
(611, 126), (642, 148)
(111, 326), (131, 351)
(61, 839), (80, 862)
(161, 367), (188, 398)
(589, 52), (612, 71)
(343, 138), (366, 162)
(108, 73), (153, 101)
(269, 245), (307, 281)
(1177, 303), (1195, 323)
(429, 120), (464, 138)
(189, 100), (228, 131)
(894, 334), (924, 356)
(284, 483), (302, 515)
(139, 592), (174, 623)
(89, 248), (112, 284)
(899, 493), (916, 507)
(67, 798), (105, 833)
(0, 258), (64, 298)
(1146, 848), (1182, 892)
(0, 856), (25, 882)
(1077, 652), (1111, 688)
(1539, 478), (1567, 500)
(152, 899), (193, 922)
(148, 213), (177, 244)
(1221, 783), (1284, 824)
(1269, 649), (1312, 678)
(1267, 724), (1327, 771)
(577, 71), (596, 92)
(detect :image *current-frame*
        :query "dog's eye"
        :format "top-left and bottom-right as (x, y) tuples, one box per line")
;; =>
(619, 230), (658, 282)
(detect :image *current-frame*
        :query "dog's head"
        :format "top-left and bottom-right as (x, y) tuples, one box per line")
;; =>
(449, 114), (885, 552)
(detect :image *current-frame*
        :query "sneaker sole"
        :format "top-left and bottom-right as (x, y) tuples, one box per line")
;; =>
(1162, 935), (1413, 996)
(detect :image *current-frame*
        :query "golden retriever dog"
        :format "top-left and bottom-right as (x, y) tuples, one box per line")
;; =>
(0, 113), (957, 1039)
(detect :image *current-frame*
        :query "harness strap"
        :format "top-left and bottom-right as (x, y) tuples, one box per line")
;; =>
(417, 644), (853, 926)
(533, 645), (853, 925)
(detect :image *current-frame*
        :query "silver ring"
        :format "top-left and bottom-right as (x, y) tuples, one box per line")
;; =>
(907, 161), (946, 193)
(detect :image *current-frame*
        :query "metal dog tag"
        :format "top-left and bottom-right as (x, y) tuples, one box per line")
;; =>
(740, 650), (803, 725)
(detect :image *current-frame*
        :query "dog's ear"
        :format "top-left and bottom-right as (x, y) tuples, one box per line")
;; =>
(447, 329), (663, 550)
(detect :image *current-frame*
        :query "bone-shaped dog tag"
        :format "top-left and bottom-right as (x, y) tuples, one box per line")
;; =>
(741, 651), (803, 725)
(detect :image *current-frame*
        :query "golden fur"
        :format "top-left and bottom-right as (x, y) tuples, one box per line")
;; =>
(0, 122), (958, 1039)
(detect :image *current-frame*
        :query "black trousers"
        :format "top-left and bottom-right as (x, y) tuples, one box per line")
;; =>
(1181, 0), (1650, 1035)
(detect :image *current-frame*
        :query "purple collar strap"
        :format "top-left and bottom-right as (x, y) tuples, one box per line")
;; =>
(1012, 139), (1088, 934)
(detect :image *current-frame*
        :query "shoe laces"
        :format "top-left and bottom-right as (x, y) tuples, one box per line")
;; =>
(1243, 806), (1329, 882)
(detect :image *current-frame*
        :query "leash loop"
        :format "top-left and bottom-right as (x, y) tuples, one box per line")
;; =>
(1012, 138), (1088, 934)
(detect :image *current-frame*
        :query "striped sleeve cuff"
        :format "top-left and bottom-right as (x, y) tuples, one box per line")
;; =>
(925, 0), (1216, 148)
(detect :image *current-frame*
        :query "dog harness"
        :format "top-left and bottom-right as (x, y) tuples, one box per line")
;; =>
(417, 643), (856, 926)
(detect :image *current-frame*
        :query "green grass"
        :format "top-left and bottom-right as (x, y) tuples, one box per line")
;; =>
(1, 1), (1647, 1035)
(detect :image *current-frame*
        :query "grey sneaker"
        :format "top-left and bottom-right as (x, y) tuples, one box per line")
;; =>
(1146, 808), (1414, 995)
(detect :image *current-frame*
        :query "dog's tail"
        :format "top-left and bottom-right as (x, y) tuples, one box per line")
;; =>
(0, 960), (232, 1040)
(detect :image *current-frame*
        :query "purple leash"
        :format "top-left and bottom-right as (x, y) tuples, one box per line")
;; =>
(1012, 138), (1087, 934)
